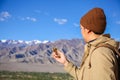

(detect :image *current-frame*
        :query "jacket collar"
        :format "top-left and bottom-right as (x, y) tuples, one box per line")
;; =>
(86, 34), (112, 47)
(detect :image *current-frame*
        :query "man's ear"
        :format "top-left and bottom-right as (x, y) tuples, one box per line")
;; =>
(86, 28), (91, 33)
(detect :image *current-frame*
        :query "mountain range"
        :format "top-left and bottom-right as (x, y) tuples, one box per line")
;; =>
(0, 39), (119, 72)
(0, 39), (85, 66)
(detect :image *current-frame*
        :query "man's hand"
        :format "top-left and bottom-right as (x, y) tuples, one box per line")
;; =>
(51, 48), (68, 67)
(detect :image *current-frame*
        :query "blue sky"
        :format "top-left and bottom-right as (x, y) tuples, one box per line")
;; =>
(0, 0), (120, 41)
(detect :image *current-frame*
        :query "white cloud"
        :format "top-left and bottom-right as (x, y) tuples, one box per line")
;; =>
(54, 18), (67, 24)
(116, 21), (120, 25)
(73, 23), (79, 27)
(27, 17), (37, 22)
(0, 11), (11, 21)
(21, 17), (37, 22)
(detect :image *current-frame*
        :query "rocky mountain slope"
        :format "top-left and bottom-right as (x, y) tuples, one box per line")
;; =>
(0, 39), (85, 66)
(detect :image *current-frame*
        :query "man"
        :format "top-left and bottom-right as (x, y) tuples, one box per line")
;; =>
(52, 7), (119, 80)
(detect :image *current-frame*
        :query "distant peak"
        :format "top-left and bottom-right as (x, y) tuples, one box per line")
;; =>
(1, 40), (7, 43)
(0, 39), (49, 45)
(42, 40), (49, 43)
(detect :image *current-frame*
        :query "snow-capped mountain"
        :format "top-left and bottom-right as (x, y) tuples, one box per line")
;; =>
(0, 39), (49, 45)
(0, 39), (84, 66)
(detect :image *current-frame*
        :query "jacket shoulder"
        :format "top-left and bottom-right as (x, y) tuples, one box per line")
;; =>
(91, 47), (116, 64)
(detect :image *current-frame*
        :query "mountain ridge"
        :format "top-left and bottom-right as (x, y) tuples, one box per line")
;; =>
(0, 38), (84, 66)
(0, 39), (119, 72)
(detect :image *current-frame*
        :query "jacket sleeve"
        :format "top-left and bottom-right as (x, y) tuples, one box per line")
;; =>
(64, 61), (80, 80)
(91, 47), (117, 80)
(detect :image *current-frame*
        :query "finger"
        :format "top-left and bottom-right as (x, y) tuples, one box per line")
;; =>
(53, 48), (61, 56)
(51, 52), (56, 57)
(51, 52), (59, 58)
(55, 55), (61, 58)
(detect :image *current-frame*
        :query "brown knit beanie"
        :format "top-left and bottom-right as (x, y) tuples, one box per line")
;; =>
(80, 7), (106, 34)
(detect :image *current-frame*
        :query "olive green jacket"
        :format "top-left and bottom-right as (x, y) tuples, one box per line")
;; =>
(64, 34), (119, 80)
